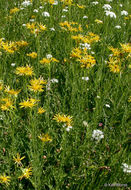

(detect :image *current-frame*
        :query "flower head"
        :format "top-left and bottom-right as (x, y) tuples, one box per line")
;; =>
(0, 174), (11, 186)
(16, 65), (34, 76)
(19, 167), (32, 180)
(13, 153), (25, 166)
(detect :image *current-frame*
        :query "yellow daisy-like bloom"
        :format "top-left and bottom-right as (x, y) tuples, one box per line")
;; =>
(78, 54), (96, 69)
(16, 65), (34, 76)
(4, 86), (21, 97)
(108, 46), (122, 57)
(108, 57), (121, 73)
(19, 98), (39, 108)
(128, 96), (131, 102)
(40, 57), (59, 65)
(120, 43), (131, 53)
(0, 98), (15, 111)
(19, 167), (32, 180)
(77, 4), (86, 9)
(38, 24), (47, 31)
(53, 113), (72, 126)
(0, 174), (11, 186)
(38, 107), (46, 114)
(27, 52), (37, 59)
(38, 134), (52, 142)
(95, 19), (103, 24)
(28, 78), (47, 92)
(13, 153), (25, 166)
(10, 7), (20, 14)
(16, 40), (28, 47)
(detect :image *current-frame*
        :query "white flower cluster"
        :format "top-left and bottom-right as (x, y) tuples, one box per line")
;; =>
(92, 130), (104, 141)
(122, 163), (131, 173)
(105, 11), (116, 18)
(63, 124), (72, 132)
(42, 11), (50, 17)
(121, 10), (128, 16)
(103, 4), (112, 10)
(91, 1), (99, 5)
(79, 43), (91, 50)
(21, 0), (32, 7)
(82, 77), (89, 81)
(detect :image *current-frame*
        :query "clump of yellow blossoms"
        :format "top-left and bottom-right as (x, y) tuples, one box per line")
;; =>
(0, 98), (15, 111)
(70, 47), (96, 69)
(19, 98), (39, 108)
(26, 22), (47, 35)
(59, 21), (82, 32)
(19, 167), (32, 180)
(27, 52), (37, 59)
(16, 65), (34, 76)
(60, 0), (73, 6)
(53, 113), (72, 126)
(38, 134), (52, 142)
(10, 7), (20, 14)
(107, 57), (121, 73)
(0, 174), (11, 186)
(108, 43), (131, 73)
(13, 153), (25, 166)
(4, 86), (21, 97)
(72, 32), (100, 44)
(77, 4), (86, 9)
(40, 57), (59, 65)
(38, 107), (46, 114)
(28, 78), (47, 92)
(0, 39), (28, 54)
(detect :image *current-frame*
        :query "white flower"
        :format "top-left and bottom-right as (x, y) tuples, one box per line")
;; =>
(119, 4), (123, 7)
(61, 15), (66, 18)
(105, 104), (110, 108)
(103, 4), (112, 10)
(50, 27), (55, 31)
(115, 25), (121, 29)
(50, 78), (58, 83)
(29, 19), (35, 22)
(46, 54), (52, 59)
(82, 77), (89, 81)
(42, 11), (50, 17)
(11, 63), (16, 67)
(33, 9), (38, 13)
(80, 43), (91, 50)
(39, 6), (43, 9)
(83, 121), (88, 127)
(122, 163), (131, 173)
(66, 126), (72, 132)
(21, 0), (32, 7)
(53, 0), (58, 5)
(121, 10), (128, 16)
(92, 130), (104, 141)
(105, 11), (116, 18)
(62, 9), (68, 12)
(91, 1), (99, 5)
(83, 16), (88, 19)
(22, 24), (26, 27)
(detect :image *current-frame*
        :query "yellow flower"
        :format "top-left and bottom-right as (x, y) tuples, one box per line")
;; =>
(40, 58), (51, 64)
(13, 153), (25, 166)
(0, 82), (3, 91)
(120, 43), (131, 53)
(38, 107), (46, 114)
(77, 4), (86, 9)
(38, 134), (52, 142)
(78, 54), (96, 69)
(38, 24), (47, 31)
(19, 167), (32, 180)
(108, 57), (121, 73)
(0, 174), (11, 186)
(4, 86), (21, 97)
(95, 19), (103, 24)
(108, 46), (122, 57)
(16, 41), (28, 47)
(16, 65), (34, 76)
(0, 98), (15, 111)
(10, 7), (20, 14)
(28, 78), (47, 92)
(19, 98), (39, 108)
(53, 113), (72, 126)
(27, 52), (37, 58)
(128, 96), (131, 102)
